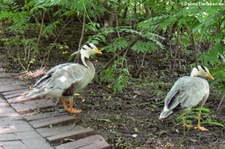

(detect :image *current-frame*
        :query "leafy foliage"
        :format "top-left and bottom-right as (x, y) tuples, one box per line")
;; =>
(1, 0), (225, 148)
(131, 41), (158, 53)
(100, 58), (131, 93)
(177, 107), (224, 128)
(1, 0), (224, 92)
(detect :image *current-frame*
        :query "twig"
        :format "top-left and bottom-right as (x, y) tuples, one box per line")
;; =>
(93, 78), (113, 94)
(114, 94), (134, 100)
(197, 34), (203, 53)
(189, 31), (198, 65)
(37, 11), (45, 44)
(216, 93), (225, 112)
(97, 39), (138, 75)
(96, 51), (122, 75)
(122, 46), (129, 68)
(133, 90), (155, 99)
(78, 14), (86, 49)
(134, 53), (146, 77)
(54, 18), (73, 43)
(115, 12), (120, 38)
(17, 54), (27, 71)
(40, 19), (73, 68)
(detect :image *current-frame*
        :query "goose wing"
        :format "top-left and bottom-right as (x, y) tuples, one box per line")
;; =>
(160, 76), (209, 119)
(26, 63), (90, 98)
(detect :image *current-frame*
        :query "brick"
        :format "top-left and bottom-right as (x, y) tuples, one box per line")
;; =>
(0, 113), (20, 118)
(30, 115), (76, 128)
(0, 94), (7, 103)
(37, 125), (84, 137)
(0, 119), (31, 128)
(2, 89), (27, 96)
(79, 140), (111, 149)
(47, 128), (95, 143)
(15, 131), (42, 139)
(0, 103), (9, 107)
(0, 79), (28, 86)
(0, 141), (23, 146)
(0, 73), (13, 78)
(2, 145), (27, 149)
(0, 86), (27, 93)
(24, 111), (66, 121)
(0, 115), (23, 120)
(0, 107), (15, 114)
(10, 99), (56, 114)
(55, 135), (110, 149)
(21, 138), (53, 149)
(0, 134), (18, 141)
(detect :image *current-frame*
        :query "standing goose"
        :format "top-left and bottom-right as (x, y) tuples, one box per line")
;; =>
(24, 43), (102, 114)
(159, 66), (214, 131)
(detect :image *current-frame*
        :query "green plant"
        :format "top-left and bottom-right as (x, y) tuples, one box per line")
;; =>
(100, 58), (131, 93)
(87, 24), (164, 93)
(3, 37), (39, 71)
(176, 107), (224, 128)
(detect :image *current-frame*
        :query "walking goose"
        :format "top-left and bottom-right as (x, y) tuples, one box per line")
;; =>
(159, 66), (214, 131)
(24, 43), (102, 113)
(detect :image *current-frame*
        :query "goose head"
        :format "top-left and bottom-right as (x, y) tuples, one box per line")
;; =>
(80, 43), (102, 67)
(80, 43), (102, 59)
(190, 65), (214, 80)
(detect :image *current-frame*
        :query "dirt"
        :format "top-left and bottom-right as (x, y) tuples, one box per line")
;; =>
(76, 78), (225, 149)
(1, 38), (225, 149)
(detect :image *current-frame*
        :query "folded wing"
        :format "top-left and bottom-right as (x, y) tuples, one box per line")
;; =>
(159, 76), (209, 119)
(25, 63), (88, 98)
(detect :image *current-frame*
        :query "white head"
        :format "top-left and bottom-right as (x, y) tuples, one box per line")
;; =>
(80, 43), (102, 66)
(80, 43), (102, 58)
(190, 65), (214, 80)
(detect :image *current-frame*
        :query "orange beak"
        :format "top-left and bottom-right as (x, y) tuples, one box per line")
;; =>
(207, 73), (214, 80)
(96, 49), (102, 55)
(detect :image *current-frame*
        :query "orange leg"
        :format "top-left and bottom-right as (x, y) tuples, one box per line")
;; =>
(67, 98), (81, 114)
(194, 113), (208, 131)
(61, 96), (69, 111)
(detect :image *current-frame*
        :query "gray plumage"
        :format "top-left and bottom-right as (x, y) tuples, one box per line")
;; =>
(25, 62), (95, 98)
(159, 66), (214, 119)
(24, 43), (101, 100)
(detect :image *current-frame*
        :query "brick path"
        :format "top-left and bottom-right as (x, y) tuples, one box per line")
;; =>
(0, 79), (53, 149)
(0, 59), (110, 149)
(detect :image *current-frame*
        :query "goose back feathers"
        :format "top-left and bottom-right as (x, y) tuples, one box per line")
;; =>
(159, 66), (214, 119)
(25, 43), (101, 99)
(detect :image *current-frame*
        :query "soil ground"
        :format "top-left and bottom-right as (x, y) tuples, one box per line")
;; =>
(1, 37), (225, 149)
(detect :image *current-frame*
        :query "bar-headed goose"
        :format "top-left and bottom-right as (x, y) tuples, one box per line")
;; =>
(159, 66), (214, 131)
(24, 43), (102, 113)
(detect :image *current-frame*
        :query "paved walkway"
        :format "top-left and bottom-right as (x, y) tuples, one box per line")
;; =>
(0, 75), (53, 149)
(0, 56), (110, 149)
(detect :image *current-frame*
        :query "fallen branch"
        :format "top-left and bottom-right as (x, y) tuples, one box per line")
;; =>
(216, 93), (225, 112)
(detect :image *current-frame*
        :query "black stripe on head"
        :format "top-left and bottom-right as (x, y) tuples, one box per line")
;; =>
(201, 65), (207, 72)
(86, 43), (93, 49)
(81, 47), (87, 50)
(195, 66), (199, 71)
